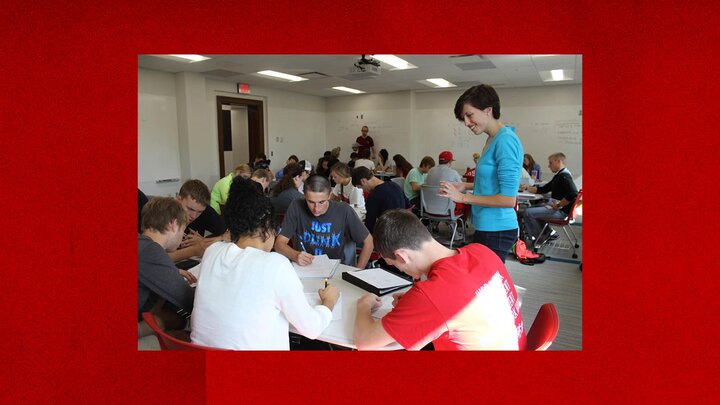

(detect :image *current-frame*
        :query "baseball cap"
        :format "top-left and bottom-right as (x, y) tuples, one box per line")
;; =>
(439, 151), (454, 163)
(298, 160), (313, 173)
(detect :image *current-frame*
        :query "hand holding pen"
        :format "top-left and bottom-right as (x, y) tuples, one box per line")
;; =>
(296, 240), (315, 266)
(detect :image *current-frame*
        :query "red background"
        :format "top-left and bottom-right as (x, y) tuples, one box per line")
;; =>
(2, 0), (718, 403)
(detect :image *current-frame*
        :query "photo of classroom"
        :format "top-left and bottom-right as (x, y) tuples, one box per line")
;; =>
(138, 54), (582, 351)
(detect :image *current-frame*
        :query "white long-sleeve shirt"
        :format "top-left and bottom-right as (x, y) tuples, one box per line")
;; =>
(190, 242), (332, 350)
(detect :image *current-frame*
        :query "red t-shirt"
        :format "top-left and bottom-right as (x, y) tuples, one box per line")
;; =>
(382, 244), (527, 350)
(356, 135), (374, 155)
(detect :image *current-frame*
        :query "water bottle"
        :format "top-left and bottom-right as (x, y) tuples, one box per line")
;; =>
(531, 169), (538, 181)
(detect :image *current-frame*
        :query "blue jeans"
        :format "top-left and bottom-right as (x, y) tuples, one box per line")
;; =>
(472, 229), (518, 263)
(523, 206), (567, 239)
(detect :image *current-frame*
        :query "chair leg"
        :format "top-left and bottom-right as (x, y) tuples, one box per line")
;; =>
(449, 220), (457, 249)
(535, 223), (551, 250)
(567, 224), (579, 248)
(561, 225), (577, 258)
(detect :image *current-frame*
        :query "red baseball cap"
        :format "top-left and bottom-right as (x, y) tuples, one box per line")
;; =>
(439, 151), (454, 163)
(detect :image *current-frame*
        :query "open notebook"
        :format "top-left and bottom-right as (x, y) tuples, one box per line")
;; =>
(304, 292), (342, 320)
(292, 255), (340, 279)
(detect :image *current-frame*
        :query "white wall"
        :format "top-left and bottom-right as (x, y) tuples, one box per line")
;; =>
(138, 69), (182, 196)
(138, 68), (327, 195)
(327, 85), (583, 179)
(139, 69), (582, 196)
(228, 106), (249, 171)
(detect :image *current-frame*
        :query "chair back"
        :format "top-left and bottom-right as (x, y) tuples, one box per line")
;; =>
(569, 189), (583, 220)
(420, 185), (456, 218)
(390, 176), (405, 189)
(526, 303), (559, 351)
(141, 312), (223, 351)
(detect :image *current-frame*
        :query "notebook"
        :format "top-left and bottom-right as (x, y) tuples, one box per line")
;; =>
(304, 292), (342, 320)
(292, 254), (340, 279)
(342, 268), (413, 296)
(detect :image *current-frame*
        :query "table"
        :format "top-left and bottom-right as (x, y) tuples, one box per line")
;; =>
(518, 192), (543, 201)
(375, 171), (396, 181)
(290, 264), (409, 350)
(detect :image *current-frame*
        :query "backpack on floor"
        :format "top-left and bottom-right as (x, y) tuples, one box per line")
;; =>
(512, 240), (546, 266)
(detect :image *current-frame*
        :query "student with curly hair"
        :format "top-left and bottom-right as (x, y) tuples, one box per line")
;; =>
(190, 177), (339, 350)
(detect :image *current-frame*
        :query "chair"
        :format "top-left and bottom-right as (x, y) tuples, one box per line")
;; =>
(390, 176), (405, 189)
(141, 312), (223, 351)
(420, 184), (466, 248)
(526, 303), (560, 351)
(535, 189), (582, 258)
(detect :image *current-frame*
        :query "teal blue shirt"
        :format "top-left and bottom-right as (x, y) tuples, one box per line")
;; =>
(404, 167), (426, 201)
(472, 126), (523, 231)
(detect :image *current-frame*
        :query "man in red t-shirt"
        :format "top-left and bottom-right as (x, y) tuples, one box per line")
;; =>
(353, 209), (527, 350)
(355, 125), (376, 161)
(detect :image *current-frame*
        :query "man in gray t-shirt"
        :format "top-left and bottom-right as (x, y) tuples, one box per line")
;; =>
(275, 175), (374, 269)
(425, 150), (462, 186)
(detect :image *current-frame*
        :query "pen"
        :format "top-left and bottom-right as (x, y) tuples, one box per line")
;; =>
(299, 240), (307, 252)
(324, 278), (328, 288)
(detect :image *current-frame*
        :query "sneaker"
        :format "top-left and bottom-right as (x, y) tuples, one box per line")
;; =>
(548, 231), (559, 240)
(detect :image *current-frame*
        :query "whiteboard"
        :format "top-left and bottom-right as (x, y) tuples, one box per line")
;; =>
(137, 92), (182, 186)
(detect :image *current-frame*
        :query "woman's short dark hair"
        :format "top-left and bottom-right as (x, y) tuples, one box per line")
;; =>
(454, 84), (501, 120)
(374, 209), (433, 259)
(224, 177), (276, 243)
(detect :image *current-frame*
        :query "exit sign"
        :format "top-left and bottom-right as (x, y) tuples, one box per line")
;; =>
(237, 83), (250, 93)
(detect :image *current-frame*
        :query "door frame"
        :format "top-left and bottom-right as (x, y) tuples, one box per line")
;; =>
(215, 96), (265, 177)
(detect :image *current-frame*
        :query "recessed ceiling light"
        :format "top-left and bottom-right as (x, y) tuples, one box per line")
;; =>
(371, 54), (417, 70)
(332, 86), (365, 94)
(256, 70), (308, 82)
(168, 54), (211, 62)
(424, 78), (457, 88)
(539, 69), (574, 82)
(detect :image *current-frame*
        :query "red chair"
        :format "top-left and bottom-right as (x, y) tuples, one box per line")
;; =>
(526, 303), (559, 351)
(535, 189), (583, 258)
(141, 312), (224, 351)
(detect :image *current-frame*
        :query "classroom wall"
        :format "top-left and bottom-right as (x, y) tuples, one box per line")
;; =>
(326, 85), (582, 180)
(139, 69), (581, 196)
(138, 68), (327, 196)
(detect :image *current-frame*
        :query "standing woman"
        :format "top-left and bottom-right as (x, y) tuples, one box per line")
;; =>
(190, 177), (339, 349)
(439, 84), (523, 262)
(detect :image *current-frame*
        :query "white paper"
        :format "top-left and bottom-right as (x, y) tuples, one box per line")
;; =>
(349, 268), (412, 289)
(371, 295), (394, 319)
(292, 254), (340, 279)
(304, 292), (342, 321)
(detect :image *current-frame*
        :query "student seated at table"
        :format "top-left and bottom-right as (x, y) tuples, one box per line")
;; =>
(250, 168), (273, 194)
(520, 152), (578, 246)
(376, 148), (390, 172)
(425, 150), (465, 216)
(329, 162), (366, 217)
(190, 177), (339, 350)
(352, 166), (410, 234)
(354, 148), (376, 172)
(169, 180), (229, 263)
(138, 197), (197, 339)
(392, 154), (413, 178)
(210, 164), (252, 214)
(274, 174), (374, 269)
(271, 162), (309, 214)
(353, 209), (526, 351)
(523, 153), (542, 181)
(275, 155), (299, 182)
(404, 156), (435, 211)
(348, 151), (359, 168)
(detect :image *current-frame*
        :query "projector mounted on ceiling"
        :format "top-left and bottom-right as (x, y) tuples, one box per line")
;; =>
(348, 54), (381, 78)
